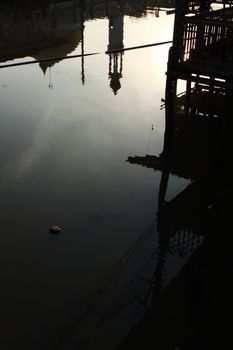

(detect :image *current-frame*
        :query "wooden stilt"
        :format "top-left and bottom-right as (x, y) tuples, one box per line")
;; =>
(163, 47), (177, 153)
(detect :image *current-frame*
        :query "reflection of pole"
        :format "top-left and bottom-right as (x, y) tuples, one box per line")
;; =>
(152, 171), (170, 306)
(158, 169), (169, 212)
(80, 1), (85, 85)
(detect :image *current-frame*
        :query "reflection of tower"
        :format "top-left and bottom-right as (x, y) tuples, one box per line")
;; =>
(108, 15), (124, 95)
(80, 0), (85, 85)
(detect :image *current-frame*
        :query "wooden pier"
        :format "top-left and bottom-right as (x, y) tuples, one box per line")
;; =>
(126, 0), (233, 304)
(122, 4), (233, 349)
(164, 0), (233, 152)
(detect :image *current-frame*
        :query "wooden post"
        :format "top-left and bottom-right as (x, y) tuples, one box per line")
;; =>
(173, 0), (186, 61)
(162, 0), (185, 153)
(185, 78), (192, 115)
(163, 47), (177, 153)
(220, 80), (233, 167)
(186, 79), (192, 98)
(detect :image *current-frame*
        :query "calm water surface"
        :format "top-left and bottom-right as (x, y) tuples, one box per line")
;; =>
(0, 4), (189, 349)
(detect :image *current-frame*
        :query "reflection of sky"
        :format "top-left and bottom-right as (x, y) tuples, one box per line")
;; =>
(0, 11), (190, 349)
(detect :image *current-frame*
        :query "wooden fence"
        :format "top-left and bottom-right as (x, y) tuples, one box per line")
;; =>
(179, 6), (233, 69)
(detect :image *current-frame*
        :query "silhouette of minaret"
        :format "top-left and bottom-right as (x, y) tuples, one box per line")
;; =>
(108, 14), (124, 95)
(80, 0), (85, 85)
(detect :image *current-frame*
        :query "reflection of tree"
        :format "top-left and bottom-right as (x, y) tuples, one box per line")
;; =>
(0, 2), (83, 69)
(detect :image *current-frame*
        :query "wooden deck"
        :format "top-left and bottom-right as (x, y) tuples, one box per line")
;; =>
(169, 1), (233, 86)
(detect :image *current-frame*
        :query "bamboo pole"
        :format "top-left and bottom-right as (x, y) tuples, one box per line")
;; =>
(0, 53), (99, 69)
(105, 40), (172, 54)
(0, 40), (173, 69)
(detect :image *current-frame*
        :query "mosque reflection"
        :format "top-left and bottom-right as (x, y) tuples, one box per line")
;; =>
(108, 14), (124, 94)
(0, 0), (174, 94)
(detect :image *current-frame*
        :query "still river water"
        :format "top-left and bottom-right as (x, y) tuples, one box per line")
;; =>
(0, 2), (190, 349)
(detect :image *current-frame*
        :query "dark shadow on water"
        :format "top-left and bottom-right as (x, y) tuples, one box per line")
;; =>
(122, 1), (233, 349)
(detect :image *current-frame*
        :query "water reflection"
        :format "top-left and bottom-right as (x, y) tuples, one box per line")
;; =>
(0, 2), (81, 63)
(3, 0), (232, 349)
(0, 1), (176, 350)
(0, 0), (174, 90)
(108, 14), (124, 94)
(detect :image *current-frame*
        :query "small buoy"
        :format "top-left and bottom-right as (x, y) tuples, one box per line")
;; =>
(49, 225), (61, 234)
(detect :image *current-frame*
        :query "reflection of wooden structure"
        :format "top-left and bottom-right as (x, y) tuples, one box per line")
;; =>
(127, 94), (227, 302)
(124, 72), (233, 350)
(127, 113), (226, 235)
(122, 150), (233, 350)
(123, 151), (232, 350)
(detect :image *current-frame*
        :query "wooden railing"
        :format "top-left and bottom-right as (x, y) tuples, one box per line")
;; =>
(185, 1), (233, 14)
(195, 4), (233, 20)
(180, 8), (233, 68)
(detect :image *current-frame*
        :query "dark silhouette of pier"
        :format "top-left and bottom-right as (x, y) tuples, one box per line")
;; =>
(123, 1), (233, 349)
(164, 0), (233, 153)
